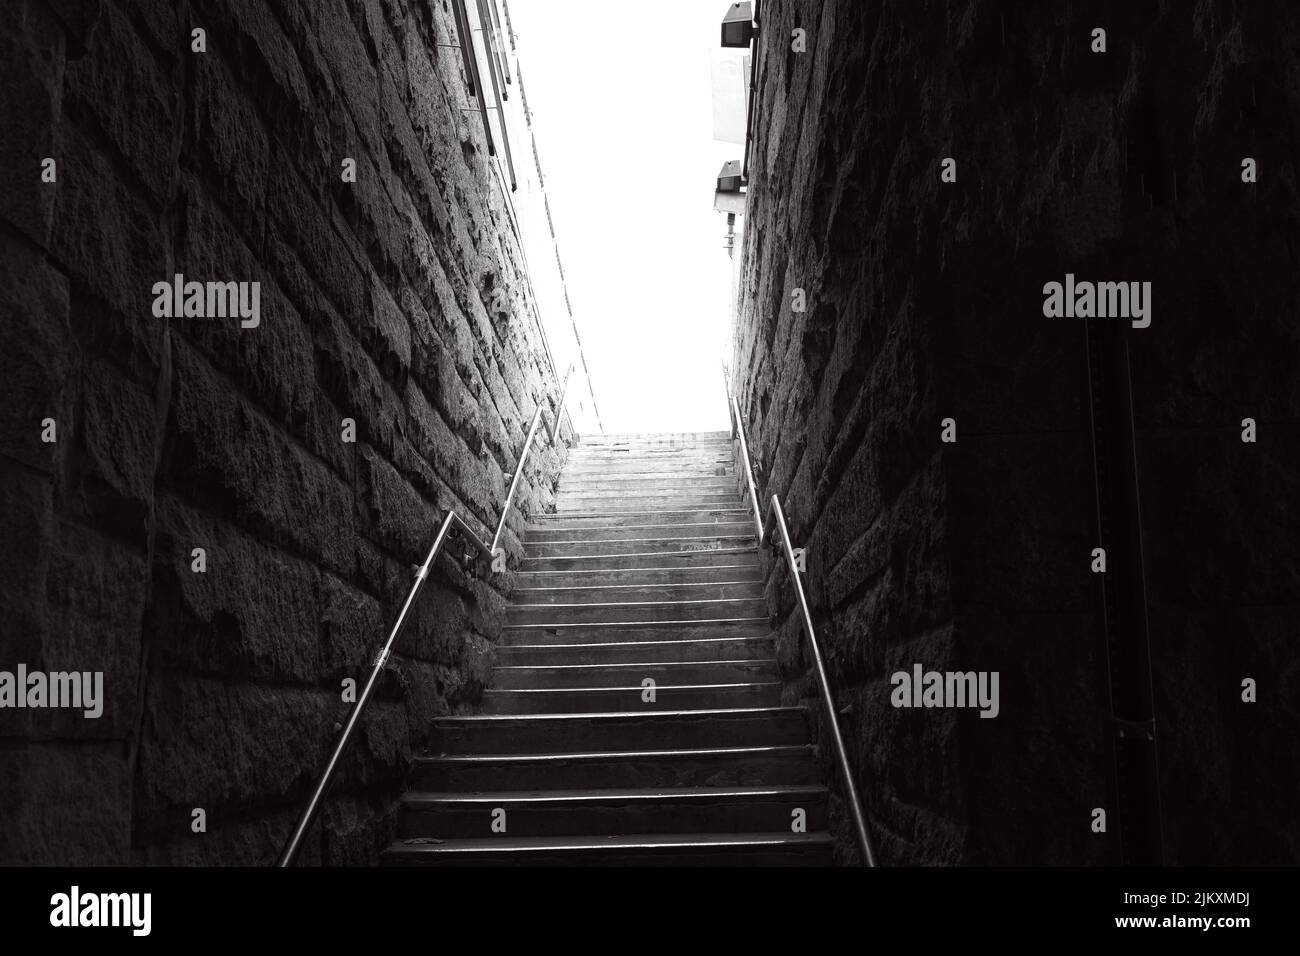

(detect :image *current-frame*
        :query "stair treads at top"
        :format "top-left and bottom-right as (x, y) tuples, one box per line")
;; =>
(560, 478), (736, 493)
(526, 521), (754, 543)
(512, 562), (761, 588)
(554, 495), (742, 513)
(563, 454), (733, 472)
(519, 547), (760, 573)
(509, 580), (763, 605)
(530, 508), (752, 528)
(525, 535), (756, 559)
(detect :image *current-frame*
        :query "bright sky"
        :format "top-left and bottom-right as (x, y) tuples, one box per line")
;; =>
(510, 0), (740, 434)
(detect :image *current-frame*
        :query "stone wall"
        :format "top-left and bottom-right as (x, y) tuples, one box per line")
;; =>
(733, 0), (1298, 865)
(0, 0), (570, 865)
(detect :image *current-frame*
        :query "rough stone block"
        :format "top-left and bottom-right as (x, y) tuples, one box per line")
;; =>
(0, 241), (72, 474)
(64, 0), (179, 206)
(0, 1), (65, 246)
(0, 741), (131, 865)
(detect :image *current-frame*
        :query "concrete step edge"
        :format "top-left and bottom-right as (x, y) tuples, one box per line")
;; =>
(533, 509), (749, 519)
(492, 659), (778, 673)
(514, 564), (760, 578)
(502, 636), (774, 651)
(414, 743), (812, 764)
(431, 706), (807, 725)
(501, 616), (770, 631)
(482, 682), (782, 694)
(506, 598), (764, 613)
(529, 521), (750, 534)
(402, 785), (828, 805)
(519, 548), (758, 564)
(512, 580), (762, 594)
(526, 537), (757, 548)
(383, 832), (833, 854)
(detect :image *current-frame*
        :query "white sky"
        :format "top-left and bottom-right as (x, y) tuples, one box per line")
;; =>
(510, 0), (741, 434)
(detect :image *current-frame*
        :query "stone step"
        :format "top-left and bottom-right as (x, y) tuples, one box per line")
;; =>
(429, 707), (812, 754)
(559, 468), (736, 482)
(381, 831), (833, 866)
(530, 508), (752, 529)
(566, 451), (732, 461)
(556, 494), (741, 511)
(498, 635), (776, 666)
(567, 442), (731, 455)
(506, 597), (767, 626)
(526, 520), (752, 543)
(556, 485), (738, 500)
(524, 535), (756, 559)
(563, 454), (733, 472)
(480, 681), (782, 714)
(519, 546), (759, 572)
(513, 563), (761, 589)
(577, 434), (733, 444)
(398, 785), (828, 838)
(509, 580), (763, 605)
(392, 431), (835, 867)
(558, 476), (737, 494)
(498, 618), (771, 647)
(555, 492), (743, 510)
(562, 467), (733, 483)
(490, 659), (779, 689)
(408, 744), (818, 790)
(573, 435), (731, 449)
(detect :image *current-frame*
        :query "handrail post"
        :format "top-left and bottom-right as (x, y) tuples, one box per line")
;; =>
(766, 495), (877, 867)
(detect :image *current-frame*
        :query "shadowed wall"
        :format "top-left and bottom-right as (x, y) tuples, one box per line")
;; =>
(733, 0), (1299, 865)
(0, 0), (569, 864)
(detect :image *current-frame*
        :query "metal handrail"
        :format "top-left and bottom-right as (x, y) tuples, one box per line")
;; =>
(764, 497), (876, 867)
(723, 365), (764, 541)
(545, 363), (573, 446)
(276, 510), (492, 867)
(278, 377), (572, 867)
(722, 369), (877, 867)
(490, 364), (571, 557)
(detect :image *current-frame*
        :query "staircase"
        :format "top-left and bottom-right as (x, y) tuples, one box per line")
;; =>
(382, 432), (834, 865)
